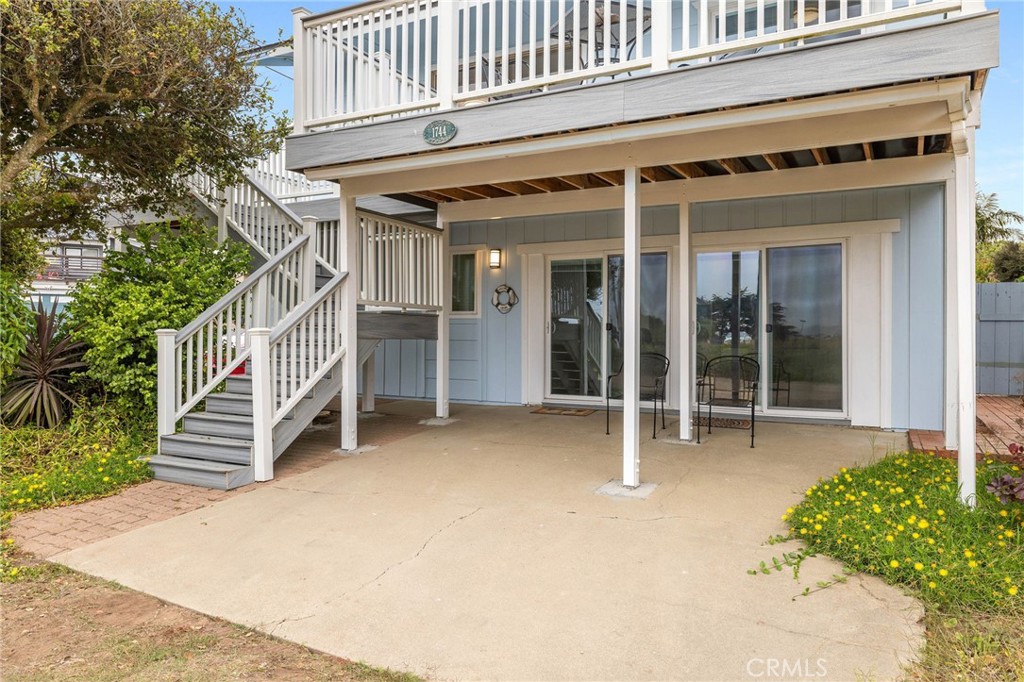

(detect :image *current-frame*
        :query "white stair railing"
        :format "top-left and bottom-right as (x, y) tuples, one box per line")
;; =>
(359, 211), (443, 309)
(156, 230), (317, 439)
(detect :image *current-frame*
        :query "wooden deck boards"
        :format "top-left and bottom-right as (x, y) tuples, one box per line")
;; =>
(908, 395), (1024, 457)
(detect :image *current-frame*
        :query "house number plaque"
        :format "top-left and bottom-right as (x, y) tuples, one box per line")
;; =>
(423, 120), (457, 145)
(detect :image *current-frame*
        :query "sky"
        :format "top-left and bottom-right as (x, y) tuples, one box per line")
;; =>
(224, 0), (1024, 217)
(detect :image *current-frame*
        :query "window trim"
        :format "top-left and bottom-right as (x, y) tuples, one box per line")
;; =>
(450, 246), (485, 317)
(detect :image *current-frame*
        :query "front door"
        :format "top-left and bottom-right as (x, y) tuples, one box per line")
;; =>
(548, 258), (604, 399)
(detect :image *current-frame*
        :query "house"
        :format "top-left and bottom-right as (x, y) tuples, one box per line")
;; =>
(153, 0), (998, 505)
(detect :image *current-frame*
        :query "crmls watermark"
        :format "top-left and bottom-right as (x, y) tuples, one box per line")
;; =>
(746, 658), (828, 678)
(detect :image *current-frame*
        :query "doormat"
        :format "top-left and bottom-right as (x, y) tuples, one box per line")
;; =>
(531, 407), (596, 417)
(694, 416), (752, 430)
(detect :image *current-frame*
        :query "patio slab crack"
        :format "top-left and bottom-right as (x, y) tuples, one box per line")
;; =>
(358, 506), (483, 592)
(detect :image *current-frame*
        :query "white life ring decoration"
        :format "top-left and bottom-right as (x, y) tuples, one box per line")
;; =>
(491, 284), (519, 314)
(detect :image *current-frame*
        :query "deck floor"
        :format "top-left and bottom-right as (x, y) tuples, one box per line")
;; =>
(908, 395), (1024, 457)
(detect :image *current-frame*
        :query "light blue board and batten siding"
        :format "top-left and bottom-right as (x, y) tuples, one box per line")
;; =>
(691, 183), (946, 431)
(369, 207), (679, 404)
(371, 185), (945, 431)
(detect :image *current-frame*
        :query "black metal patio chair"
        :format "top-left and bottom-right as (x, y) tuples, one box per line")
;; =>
(696, 355), (759, 448)
(605, 352), (671, 439)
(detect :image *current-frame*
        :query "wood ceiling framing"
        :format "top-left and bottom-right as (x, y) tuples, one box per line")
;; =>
(406, 134), (951, 205)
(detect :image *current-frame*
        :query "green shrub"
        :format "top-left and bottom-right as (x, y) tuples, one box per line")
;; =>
(0, 272), (33, 386)
(0, 400), (154, 518)
(782, 453), (1023, 612)
(66, 218), (249, 412)
(992, 241), (1024, 283)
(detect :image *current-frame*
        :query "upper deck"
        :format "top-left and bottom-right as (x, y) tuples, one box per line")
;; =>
(288, 0), (995, 173)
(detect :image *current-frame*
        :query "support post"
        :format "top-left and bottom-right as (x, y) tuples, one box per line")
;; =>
(944, 174), (959, 450)
(650, 0), (670, 72)
(216, 188), (228, 243)
(300, 215), (318, 301)
(362, 353), (376, 413)
(436, 1), (456, 109)
(678, 196), (692, 441)
(291, 8), (310, 135)
(250, 328), (274, 482)
(156, 329), (177, 450)
(339, 191), (359, 450)
(436, 217), (450, 419)
(623, 167), (641, 488)
(952, 124), (977, 506)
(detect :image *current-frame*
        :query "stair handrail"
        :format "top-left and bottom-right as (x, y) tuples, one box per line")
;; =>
(157, 233), (316, 436)
(266, 271), (348, 426)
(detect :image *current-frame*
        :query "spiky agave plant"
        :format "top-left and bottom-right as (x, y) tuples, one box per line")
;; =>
(2, 299), (86, 428)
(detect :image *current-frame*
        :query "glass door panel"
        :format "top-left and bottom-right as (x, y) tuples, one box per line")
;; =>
(765, 244), (843, 411)
(606, 253), (669, 400)
(695, 251), (761, 404)
(549, 258), (603, 398)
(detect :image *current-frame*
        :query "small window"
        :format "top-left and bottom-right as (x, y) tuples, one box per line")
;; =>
(451, 252), (478, 314)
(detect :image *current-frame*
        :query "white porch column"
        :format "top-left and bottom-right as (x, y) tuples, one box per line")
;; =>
(339, 191), (359, 451)
(436, 216), (451, 419)
(952, 124), (977, 506)
(678, 196), (693, 441)
(291, 8), (310, 135)
(623, 167), (641, 488)
(944, 173), (959, 450)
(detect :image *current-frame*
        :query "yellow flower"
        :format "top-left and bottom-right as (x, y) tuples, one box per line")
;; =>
(939, 569), (949, 576)
(964, 549), (974, 558)
(1010, 586), (1019, 596)
(928, 581), (936, 589)
(918, 520), (929, 529)
(999, 510), (1008, 517)
(914, 562), (924, 571)
(890, 560), (900, 568)
(968, 560), (978, 568)
(886, 535), (894, 542)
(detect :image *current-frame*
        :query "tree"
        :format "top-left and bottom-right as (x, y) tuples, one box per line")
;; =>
(0, 0), (288, 281)
(976, 189), (1024, 244)
(992, 242), (1024, 283)
(66, 218), (250, 412)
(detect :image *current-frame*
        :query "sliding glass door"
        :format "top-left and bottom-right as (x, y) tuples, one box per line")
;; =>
(694, 243), (845, 415)
(547, 253), (669, 401)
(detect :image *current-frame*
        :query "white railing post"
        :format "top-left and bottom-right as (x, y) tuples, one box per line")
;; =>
(301, 215), (318, 300)
(250, 328), (274, 482)
(292, 8), (310, 134)
(436, 0), (457, 109)
(216, 188), (228, 243)
(651, 0), (671, 72)
(254, 276), (268, 328)
(339, 193), (360, 450)
(156, 329), (177, 448)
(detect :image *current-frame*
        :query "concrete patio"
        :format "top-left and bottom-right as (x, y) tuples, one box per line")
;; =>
(55, 402), (923, 681)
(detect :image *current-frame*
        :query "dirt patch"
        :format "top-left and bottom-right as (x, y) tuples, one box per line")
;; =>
(1, 553), (419, 682)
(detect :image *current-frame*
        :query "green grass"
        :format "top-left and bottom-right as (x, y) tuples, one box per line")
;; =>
(1, 401), (155, 580)
(783, 452), (1023, 612)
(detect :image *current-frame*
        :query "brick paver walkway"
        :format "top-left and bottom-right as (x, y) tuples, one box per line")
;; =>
(9, 405), (428, 559)
(908, 395), (1023, 457)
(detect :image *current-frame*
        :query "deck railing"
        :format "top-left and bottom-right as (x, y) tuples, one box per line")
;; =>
(38, 253), (104, 281)
(358, 211), (443, 309)
(248, 149), (338, 203)
(294, 0), (978, 133)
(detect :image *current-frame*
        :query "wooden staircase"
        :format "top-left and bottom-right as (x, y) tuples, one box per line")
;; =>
(153, 163), (439, 489)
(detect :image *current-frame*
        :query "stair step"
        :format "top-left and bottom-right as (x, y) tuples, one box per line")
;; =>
(160, 432), (253, 465)
(183, 412), (265, 439)
(206, 390), (311, 417)
(148, 454), (254, 490)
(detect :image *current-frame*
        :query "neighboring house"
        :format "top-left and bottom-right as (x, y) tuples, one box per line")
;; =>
(28, 240), (108, 312)
(153, 0), (998, 504)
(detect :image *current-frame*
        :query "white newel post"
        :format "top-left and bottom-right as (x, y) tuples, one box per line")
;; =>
(250, 328), (274, 481)
(436, 217), (450, 419)
(301, 215), (318, 301)
(291, 8), (310, 135)
(436, 0), (456, 110)
(651, 0), (671, 72)
(156, 329), (176, 450)
(339, 192), (359, 450)
(952, 123), (977, 506)
(678, 197), (693, 442)
(623, 167), (641, 488)
(216, 188), (228, 243)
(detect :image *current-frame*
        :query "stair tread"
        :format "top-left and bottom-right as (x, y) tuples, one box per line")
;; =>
(149, 454), (251, 472)
(161, 432), (254, 447)
(185, 412), (255, 424)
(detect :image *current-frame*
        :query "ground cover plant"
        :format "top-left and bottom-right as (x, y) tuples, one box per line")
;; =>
(783, 452), (1022, 611)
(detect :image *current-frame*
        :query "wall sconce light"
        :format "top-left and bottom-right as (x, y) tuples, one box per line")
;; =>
(488, 248), (502, 269)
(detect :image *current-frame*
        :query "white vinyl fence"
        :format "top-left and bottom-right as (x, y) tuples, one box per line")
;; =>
(976, 282), (1024, 396)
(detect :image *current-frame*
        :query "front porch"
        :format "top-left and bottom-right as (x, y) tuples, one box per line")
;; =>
(55, 401), (922, 680)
